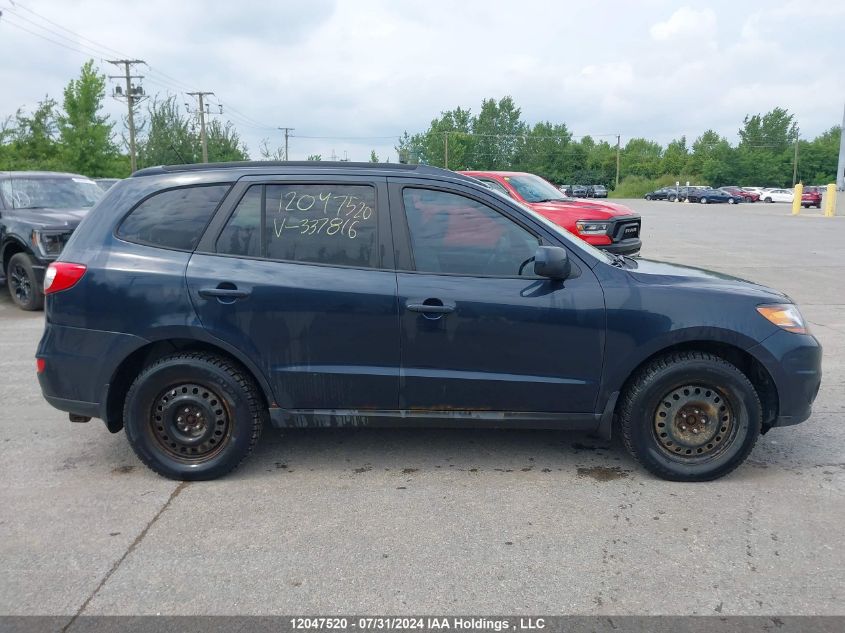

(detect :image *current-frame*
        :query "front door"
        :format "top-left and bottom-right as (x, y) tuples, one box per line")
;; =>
(390, 181), (605, 413)
(187, 176), (399, 411)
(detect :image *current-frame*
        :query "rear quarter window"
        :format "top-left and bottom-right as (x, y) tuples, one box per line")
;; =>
(117, 184), (230, 251)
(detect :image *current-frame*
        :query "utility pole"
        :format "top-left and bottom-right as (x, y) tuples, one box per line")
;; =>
(792, 139), (799, 186)
(444, 132), (450, 169)
(278, 127), (295, 160)
(837, 103), (845, 191)
(187, 91), (215, 163)
(615, 134), (621, 188)
(107, 59), (146, 173)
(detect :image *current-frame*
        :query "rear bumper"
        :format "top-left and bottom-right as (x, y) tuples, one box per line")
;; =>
(37, 322), (148, 425)
(749, 330), (822, 427)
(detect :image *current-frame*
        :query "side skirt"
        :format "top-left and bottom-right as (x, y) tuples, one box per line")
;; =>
(267, 408), (602, 431)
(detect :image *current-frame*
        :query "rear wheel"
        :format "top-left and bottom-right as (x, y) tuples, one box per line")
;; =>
(727, 197), (735, 204)
(6, 253), (43, 311)
(668, 194), (677, 202)
(124, 352), (265, 480)
(619, 351), (761, 481)
(699, 197), (708, 204)
(765, 196), (773, 203)
(645, 194), (652, 200)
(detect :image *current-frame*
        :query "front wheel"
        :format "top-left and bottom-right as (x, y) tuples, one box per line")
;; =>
(699, 197), (707, 204)
(727, 198), (735, 204)
(668, 195), (677, 202)
(124, 352), (266, 480)
(7, 252), (44, 311)
(645, 195), (652, 200)
(618, 351), (761, 481)
(765, 197), (773, 203)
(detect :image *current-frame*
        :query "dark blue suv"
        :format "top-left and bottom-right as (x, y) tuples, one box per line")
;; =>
(36, 162), (822, 481)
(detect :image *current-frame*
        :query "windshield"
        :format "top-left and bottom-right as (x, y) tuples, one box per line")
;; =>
(504, 174), (568, 203)
(0, 176), (103, 209)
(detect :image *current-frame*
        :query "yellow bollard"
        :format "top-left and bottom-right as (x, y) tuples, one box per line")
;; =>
(792, 182), (803, 215)
(824, 183), (837, 217)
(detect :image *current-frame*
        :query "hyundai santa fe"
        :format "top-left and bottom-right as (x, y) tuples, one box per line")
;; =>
(36, 162), (822, 481)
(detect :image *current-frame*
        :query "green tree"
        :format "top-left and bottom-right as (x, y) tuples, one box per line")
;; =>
(515, 121), (573, 183)
(137, 96), (195, 166)
(620, 138), (662, 179)
(796, 126), (840, 184)
(469, 96), (526, 169)
(736, 108), (799, 186)
(661, 137), (689, 175)
(369, 149), (379, 162)
(204, 119), (248, 163)
(57, 60), (119, 176)
(3, 99), (62, 170)
(306, 154), (322, 161)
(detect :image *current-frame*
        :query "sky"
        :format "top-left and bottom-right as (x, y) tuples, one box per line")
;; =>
(1, 0), (843, 163)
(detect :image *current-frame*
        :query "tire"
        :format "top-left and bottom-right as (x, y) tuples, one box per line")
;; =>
(123, 352), (266, 480)
(699, 197), (707, 204)
(668, 195), (677, 202)
(645, 195), (652, 200)
(816, 203), (822, 209)
(765, 197), (772, 203)
(727, 198), (735, 204)
(6, 252), (44, 311)
(619, 351), (761, 481)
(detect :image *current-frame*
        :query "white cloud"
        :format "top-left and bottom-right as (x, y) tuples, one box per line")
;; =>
(650, 7), (717, 41)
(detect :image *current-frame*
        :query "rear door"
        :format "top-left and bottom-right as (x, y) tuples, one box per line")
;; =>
(389, 178), (605, 414)
(187, 175), (399, 411)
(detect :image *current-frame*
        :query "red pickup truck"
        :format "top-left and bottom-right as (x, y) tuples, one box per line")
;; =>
(460, 171), (642, 255)
(801, 186), (822, 209)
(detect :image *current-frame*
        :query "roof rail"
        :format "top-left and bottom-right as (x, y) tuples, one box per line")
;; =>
(131, 161), (447, 178)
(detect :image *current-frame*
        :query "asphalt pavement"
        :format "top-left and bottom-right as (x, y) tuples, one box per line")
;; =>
(1, 199), (843, 619)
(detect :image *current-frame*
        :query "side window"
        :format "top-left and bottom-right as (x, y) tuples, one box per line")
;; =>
(217, 183), (379, 268)
(118, 184), (229, 251)
(402, 188), (539, 277)
(478, 178), (511, 197)
(217, 186), (261, 257)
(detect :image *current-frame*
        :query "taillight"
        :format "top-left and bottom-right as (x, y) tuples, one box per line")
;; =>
(43, 262), (87, 294)
(36, 358), (46, 374)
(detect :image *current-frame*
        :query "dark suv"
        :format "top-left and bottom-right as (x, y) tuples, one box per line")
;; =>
(0, 171), (102, 310)
(36, 162), (821, 481)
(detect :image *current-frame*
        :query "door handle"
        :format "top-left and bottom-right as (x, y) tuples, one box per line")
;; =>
(198, 286), (251, 300)
(406, 299), (456, 314)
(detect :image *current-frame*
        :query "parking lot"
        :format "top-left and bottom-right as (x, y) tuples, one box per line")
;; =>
(1, 199), (843, 618)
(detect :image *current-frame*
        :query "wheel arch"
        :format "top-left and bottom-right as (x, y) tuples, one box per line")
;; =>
(613, 340), (779, 431)
(1, 236), (34, 273)
(104, 337), (275, 433)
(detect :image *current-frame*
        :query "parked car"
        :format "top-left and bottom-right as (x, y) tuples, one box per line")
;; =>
(587, 184), (608, 198)
(462, 170), (641, 255)
(720, 186), (759, 203)
(801, 186), (822, 209)
(36, 161), (821, 482)
(570, 184), (588, 197)
(667, 186), (700, 202)
(94, 178), (121, 191)
(742, 187), (769, 197)
(0, 171), (103, 310)
(761, 189), (794, 203)
(644, 187), (673, 201)
(685, 188), (740, 204)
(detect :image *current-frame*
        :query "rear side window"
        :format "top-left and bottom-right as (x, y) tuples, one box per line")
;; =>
(118, 184), (230, 251)
(217, 183), (379, 268)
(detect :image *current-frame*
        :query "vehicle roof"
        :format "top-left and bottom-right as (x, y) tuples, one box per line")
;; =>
(132, 161), (471, 182)
(459, 170), (536, 178)
(0, 170), (94, 180)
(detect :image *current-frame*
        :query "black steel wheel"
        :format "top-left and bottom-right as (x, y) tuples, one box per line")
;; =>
(619, 351), (761, 481)
(7, 252), (43, 311)
(124, 352), (265, 480)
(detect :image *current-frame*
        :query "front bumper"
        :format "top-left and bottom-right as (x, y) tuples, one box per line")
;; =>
(600, 238), (642, 255)
(749, 330), (822, 427)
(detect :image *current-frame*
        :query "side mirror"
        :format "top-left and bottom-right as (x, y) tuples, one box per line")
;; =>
(534, 246), (571, 280)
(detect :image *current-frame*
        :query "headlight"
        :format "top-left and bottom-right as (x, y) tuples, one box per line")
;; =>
(756, 304), (808, 334)
(31, 230), (72, 259)
(575, 220), (609, 235)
